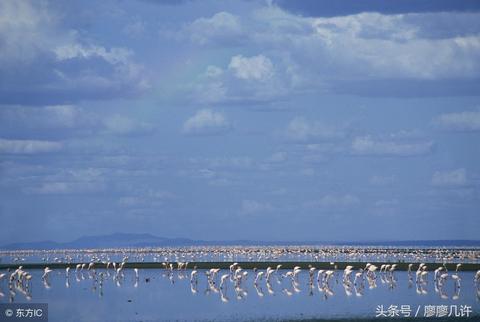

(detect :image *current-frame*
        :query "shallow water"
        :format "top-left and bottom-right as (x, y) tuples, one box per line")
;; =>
(1, 268), (479, 322)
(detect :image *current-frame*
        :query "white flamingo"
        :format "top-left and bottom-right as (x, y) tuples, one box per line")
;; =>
(451, 264), (461, 288)
(42, 267), (53, 280)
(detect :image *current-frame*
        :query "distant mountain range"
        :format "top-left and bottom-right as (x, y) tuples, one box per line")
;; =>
(1, 233), (480, 250)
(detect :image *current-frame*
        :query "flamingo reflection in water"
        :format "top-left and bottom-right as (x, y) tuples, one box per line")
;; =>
(0, 264), (474, 304)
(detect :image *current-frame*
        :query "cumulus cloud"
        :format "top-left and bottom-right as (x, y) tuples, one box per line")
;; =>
(272, 8), (480, 80)
(240, 199), (273, 215)
(175, 6), (480, 96)
(0, 1), (148, 105)
(286, 117), (345, 142)
(187, 55), (289, 105)
(228, 55), (274, 81)
(185, 12), (244, 45)
(352, 136), (433, 156)
(0, 138), (62, 154)
(433, 110), (480, 131)
(182, 109), (231, 135)
(432, 168), (468, 187)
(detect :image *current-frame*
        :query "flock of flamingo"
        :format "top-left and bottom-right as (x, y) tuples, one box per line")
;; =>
(2, 245), (480, 265)
(1, 246), (480, 304)
(185, 262), (480, 302)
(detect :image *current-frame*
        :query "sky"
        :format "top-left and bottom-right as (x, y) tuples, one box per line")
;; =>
(1, 0), (480, 244)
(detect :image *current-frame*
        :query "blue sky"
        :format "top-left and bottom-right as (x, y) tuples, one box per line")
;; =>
(1, 0), (480, 244)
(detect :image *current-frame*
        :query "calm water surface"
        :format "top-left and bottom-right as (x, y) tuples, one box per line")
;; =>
(1, 268), (479, 322)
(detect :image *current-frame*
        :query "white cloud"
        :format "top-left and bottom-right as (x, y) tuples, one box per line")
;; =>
(256, 7), (480, 80)
(0, 138), (62, 154)
(187, 55), (289, 105)
(186, 12), (243, 45)
(305, 194), (360, 209)
(28, 181), (105, 194)
(240, 199), (273, 215)
(229, 55), (274, 81)
(286, 117), (345, 142)
(434, 110), (480, 131)
(352, 136), (433, 156)
(171, 6), (480, 97)
(0, 1), (149, 104)
(432, 168), (468, 187)
(0, 1), (55, 65)
(182, 109), (230, 135)
(54, 44), (133, 65)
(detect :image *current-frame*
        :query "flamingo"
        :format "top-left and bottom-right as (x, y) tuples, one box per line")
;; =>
(317, 269), (325, 285)
(438, 272), (449, 286)
(367, 264), (378, 279)
(292, 266), (301, 281)
(42, 267), (53, 280)
(308, 267), (316, 284)
(284, 271), (294, 281)
(190, 268), (198, 284)
(254, 271), (264, 285)
(434, 267), (444, 282)
(275, 264), (282, 273)
(324, 270), (335, 286)
(451, 264), (461, 288)
(229, 263), (238, 274)
(210, 268), (220, 283)
(219, 274), (229, 289)
(474, 270), (480, 283)
(407, 263), (413, 274)
(265, 267), (274, 282)
(343, 266), (353, 283)
(354, 269), (364, 285)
